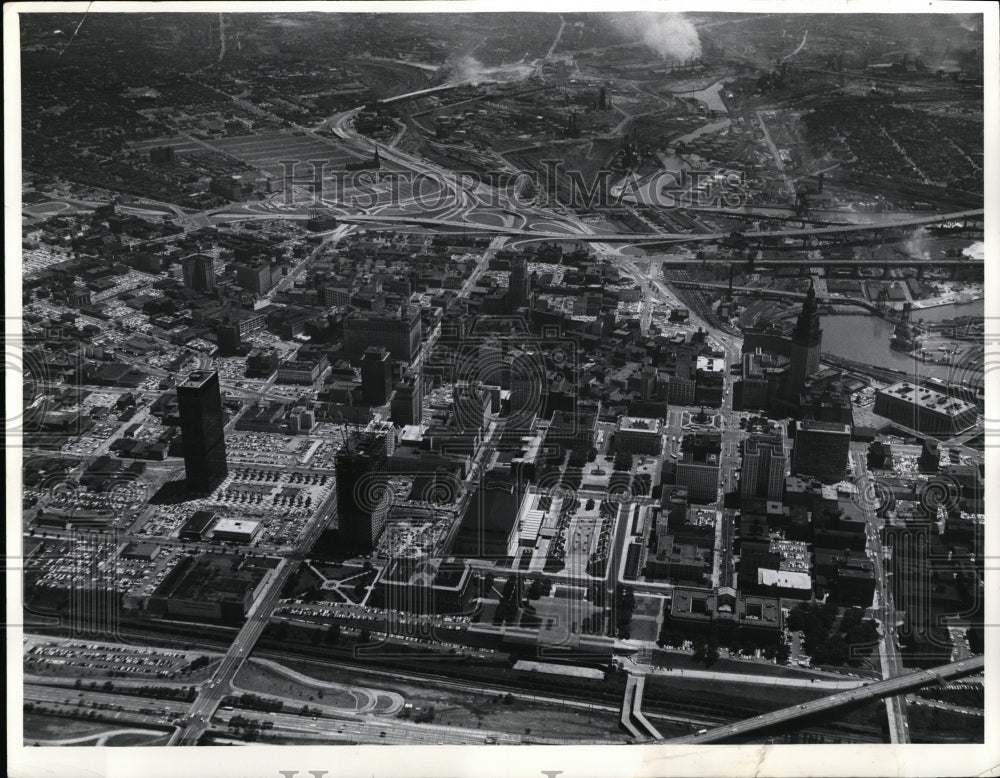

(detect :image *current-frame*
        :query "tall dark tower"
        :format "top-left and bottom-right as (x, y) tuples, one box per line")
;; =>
(335, 432), (389, 553)
(177, 370), (228, 495)
(509, 255), (530, 309)
(787, 278), (822, 400)
(182, 254), (216, 293)
(391, 373), (423, 426)
(361, 347), (393, 405)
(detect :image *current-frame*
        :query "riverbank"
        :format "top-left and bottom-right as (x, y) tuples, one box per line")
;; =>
(910, 294), (984, 311)
(820, 313), (981, 381)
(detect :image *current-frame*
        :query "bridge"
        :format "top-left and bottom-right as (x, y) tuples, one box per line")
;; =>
(620, 674), (663, 740)
(338, 208), (984, 246)
(378, 82), (469, 105)
(669, 654), (984, 744)
(672, 281), (882, 313)
(659, 256), (981, 267)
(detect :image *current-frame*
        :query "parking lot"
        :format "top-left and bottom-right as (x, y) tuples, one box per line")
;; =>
(24, 634), (212, 680)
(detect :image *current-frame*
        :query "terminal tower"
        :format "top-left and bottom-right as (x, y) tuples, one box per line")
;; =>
(787, 278), (822, 399)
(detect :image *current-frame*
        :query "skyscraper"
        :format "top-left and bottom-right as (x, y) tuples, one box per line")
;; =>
(453, 382), (492, 432)
(335, 432), (390, 553)
(182, 254), (216, 293)
(508, 255), (530, 310)
(235, 261), (274, 296)
(361, 347), (392, 406)
(177, 370), (228, 495)
(344, 308), (422, 362)
(741, 435), (786, 503)
(391, 373), (423, 426)
(791, 420), (851, 484)
(787, 279), (822, 399)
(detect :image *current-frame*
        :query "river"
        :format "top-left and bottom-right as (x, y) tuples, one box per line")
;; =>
(910, 298), (983, 324)
(820, 302), (983, 381)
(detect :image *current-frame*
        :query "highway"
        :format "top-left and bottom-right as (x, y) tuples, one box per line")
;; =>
(213, 706), (592, 745)
(642, 665), (867, 690)
(670, 654), (983, 744)
(337, 208), (984, 245)
(25, 683), (192, 718)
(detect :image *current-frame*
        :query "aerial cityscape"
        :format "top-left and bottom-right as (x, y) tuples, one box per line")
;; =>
(14, 7), (989, 753)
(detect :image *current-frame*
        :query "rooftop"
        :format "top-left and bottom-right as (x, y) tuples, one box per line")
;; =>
(619, 416), (663, 432)
(213, 518), (261, 535)
(179, 370), (217, 389)
(879, 381), (977, 417)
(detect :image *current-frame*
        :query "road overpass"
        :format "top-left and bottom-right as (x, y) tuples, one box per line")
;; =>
(672, 281), (882, 313)
(660, 256), (981, 267)
(336, 208), (984, 246)
(669, 654), (984, 744)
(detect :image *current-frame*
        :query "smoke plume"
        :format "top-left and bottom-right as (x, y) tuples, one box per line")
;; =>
(448, 55), (489, 85)
(615, 12), (702, 62)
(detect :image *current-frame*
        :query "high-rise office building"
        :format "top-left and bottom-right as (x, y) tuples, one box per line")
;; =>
(675, 455), (720, 502)
(453, 382), (492, 431)
(335, 432), (390, 552)
(182, 254), (216, 293)
(787, 279), (822, 399)
(361, 347), (392, 406)
(216, 324), (242, 357)
(791, 420), (851, 484)
(741, 435), (786, 503)
(344, 309), (422, 362)
(235, 261), (274, 296)
(674, 433), (722, 502)
(508, 256), (530, 310)
(177, 370), (228, 495)
(391, 373), (423, 426)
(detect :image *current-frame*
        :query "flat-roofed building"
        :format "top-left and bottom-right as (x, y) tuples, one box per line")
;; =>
(121, 542), (161, 561)
(391, 374), (423, 426)
(756, 568), (813, 599)
(372, 557), (473, 616)
(696, 355), (726, 373)
(646, 535), (710, 583)
(235, 261), (274, 296)
(615, 415), (664, 455)
(179, 510), (217, 541)
(741, 435), (786, 503)
(182, 253), (216, 293)
(792, 420), (851, 484)
(344, 308), (422, 363)
(507, 488), (548, 556)
(212, 518), (262, 544)
(276, 358), (326, 385)
(675, 457), (720, 502)
(874, 381), (978, 435)
(669, 586), (782, 638)
(148, 554), (268, 624)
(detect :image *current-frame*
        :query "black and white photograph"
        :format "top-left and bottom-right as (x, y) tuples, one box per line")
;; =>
(5, 2), (997, 776)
